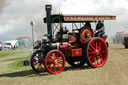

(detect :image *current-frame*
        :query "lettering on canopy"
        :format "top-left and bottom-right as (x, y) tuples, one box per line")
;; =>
(64, 16), (116, 21)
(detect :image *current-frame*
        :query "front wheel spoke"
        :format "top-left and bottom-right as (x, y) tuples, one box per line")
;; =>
(51, 64), (55, 71)
(49, 56), (54, 61)
(47, 63), (53, 68)
(37, 64), (41, 70)
(40, 64), (43, 70)
(57, 57), (63, 62)
(47, 60), (54, 63)
(56, 53), (60, 58)
(34, 62), (39, 66)
(53, 64), (56, 72)
(57, 62), (63, 65)
(35, 55), (39, 59)
(33, 59), (38, 62)
(53, 53), (56, 60)
(55, 67), (57, 72)
(56, 64), (61, 70)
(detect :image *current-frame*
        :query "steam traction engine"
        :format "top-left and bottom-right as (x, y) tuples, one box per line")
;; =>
(31, 5), (116, 74)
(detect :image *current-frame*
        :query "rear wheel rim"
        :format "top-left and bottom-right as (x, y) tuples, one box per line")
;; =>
(45, 50), (65, 74)
(87, 38), (108, 67)
(31, 51), (45, 72)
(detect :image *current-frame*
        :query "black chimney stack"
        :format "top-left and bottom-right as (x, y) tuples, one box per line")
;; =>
(45, 5), (52, 41)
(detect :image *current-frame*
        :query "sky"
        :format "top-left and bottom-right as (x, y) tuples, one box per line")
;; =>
(0, 0), (128, 41)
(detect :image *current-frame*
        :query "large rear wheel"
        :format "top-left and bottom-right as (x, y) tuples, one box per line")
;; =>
(84, 37), (108, 68)
(44, 50), (65, 74)
(31, 50), (46, 73)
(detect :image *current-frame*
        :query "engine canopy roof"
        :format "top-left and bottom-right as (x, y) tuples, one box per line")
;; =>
(44, 14), (116, 23)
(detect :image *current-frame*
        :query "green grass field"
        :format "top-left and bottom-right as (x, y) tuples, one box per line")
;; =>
(0, 48), (30, 58)
(0, 48), (31, 71)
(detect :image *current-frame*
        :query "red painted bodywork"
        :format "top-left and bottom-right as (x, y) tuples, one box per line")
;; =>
(72, 48), (82, 57)
(58, 32), (82, 57)
(102, 36), (107, 41)
(58, 27), (107, 57)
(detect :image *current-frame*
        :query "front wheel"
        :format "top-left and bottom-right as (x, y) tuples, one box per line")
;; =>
(31, 50), (46, 73)
(44, 50), (65, 74)
(83, 37), (108, 68)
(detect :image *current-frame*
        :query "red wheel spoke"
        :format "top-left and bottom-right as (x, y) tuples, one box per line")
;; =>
(49, 55), (54, 61)
(47, 63), (53, 68)
(47, 60), (54, 63)
(34, 62), (39, 66)
(97, 56), (103, 63)
(57, 62), (63, 65)
(56, 53), (60, 58)
(88, 47), (95, 52)
(57, 57), (63, 61)
(97, 43), (101, 50)
(53, 64), (56, 72)
(90, 55), (95, 62)
(57, 64), (61, 70)
(88, 52), (95, 54)
(51, 64), (55, 71)
(90, 44), (95, 51)
(100, 51), (105, 53)
(89, 55), (93, 60)
(33, 59), (38, 62)
(53, 53), (56, 60)
(55, 67), (57, 72)
(40, 64), (43, 71)
(41, 66), (45, 72)
(96, 56), (99, 64)
(99, 53), (104, 58)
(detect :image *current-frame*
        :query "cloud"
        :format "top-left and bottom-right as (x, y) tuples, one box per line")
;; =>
(0, 0), (60, 41)
(0, 0), (13, 12)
